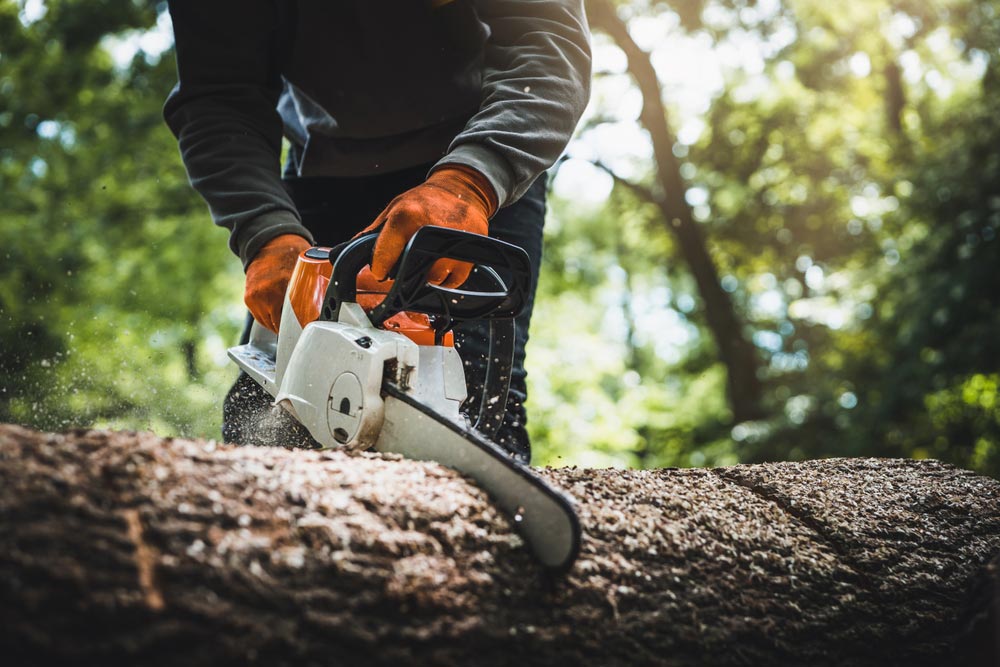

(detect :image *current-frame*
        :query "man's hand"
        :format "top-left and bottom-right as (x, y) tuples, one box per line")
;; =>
(244, 233), (312, 332)
(358, 165), (498, 288)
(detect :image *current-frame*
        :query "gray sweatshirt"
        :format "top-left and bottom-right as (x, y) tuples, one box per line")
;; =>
(164, 0), (592, 267)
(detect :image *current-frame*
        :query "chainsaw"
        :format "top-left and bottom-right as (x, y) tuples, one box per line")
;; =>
(228, 226), (580, 571)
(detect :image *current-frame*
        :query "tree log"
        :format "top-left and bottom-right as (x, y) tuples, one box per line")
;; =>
(1, 424), (997, 666)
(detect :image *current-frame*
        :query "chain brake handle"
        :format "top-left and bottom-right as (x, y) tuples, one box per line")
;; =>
(321, 226), (531, 332)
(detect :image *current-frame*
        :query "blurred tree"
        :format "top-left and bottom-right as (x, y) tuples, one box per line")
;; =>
(587, 0), (765, 424)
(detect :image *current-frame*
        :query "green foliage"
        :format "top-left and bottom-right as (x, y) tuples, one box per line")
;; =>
(529, 0), (1000, 476)
(924, 374), (1000, 470)
(0, 0), (243, 437)
(835, 85), (1000, 475)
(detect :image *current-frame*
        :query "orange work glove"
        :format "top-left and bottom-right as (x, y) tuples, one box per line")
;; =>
(358, 164), (498, 288)
(355, 266), (393, 312)
(244, 233), (312, 333)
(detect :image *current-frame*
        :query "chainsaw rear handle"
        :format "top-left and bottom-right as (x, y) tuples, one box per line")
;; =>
(321, 226), (532, 329)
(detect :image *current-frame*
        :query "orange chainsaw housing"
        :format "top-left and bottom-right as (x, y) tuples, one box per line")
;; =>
(286, 246), (454, 347)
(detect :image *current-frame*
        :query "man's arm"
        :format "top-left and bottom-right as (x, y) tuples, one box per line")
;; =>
(437, 0), (592, 207)
(163, 0), (312, 268)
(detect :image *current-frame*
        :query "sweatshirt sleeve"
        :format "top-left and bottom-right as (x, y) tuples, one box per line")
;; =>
(436, 0), (592, 208)
(163, 0), (313, 269)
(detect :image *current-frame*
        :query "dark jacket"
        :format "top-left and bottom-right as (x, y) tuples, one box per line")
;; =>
(164, 0), (591, 266)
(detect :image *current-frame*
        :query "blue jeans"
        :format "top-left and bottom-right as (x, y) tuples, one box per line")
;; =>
(224, 165), (546, 462)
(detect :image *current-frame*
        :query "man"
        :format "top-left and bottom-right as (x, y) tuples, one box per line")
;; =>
(164, 0), (591, 462)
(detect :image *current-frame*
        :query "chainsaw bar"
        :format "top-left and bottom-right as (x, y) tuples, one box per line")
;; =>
(377, 382), (581, 572)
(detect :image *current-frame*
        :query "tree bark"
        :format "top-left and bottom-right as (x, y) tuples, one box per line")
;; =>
(1, 423), (997, 666)
(586, 0), (765, 423)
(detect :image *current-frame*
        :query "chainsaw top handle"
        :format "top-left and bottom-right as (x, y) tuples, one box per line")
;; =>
(320, 226), (532, 330)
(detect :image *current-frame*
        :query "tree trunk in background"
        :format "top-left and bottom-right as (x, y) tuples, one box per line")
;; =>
(182, 339), (199, 380)
(586, 0), (765, 423)
(1, 424), (997, 666)
(884, 59), (905, 136)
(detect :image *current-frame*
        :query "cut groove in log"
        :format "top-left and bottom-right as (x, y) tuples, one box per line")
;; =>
(0, 424), (997, 666)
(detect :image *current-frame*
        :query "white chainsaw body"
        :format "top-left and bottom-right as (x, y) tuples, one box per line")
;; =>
(230, 296), (468, 451)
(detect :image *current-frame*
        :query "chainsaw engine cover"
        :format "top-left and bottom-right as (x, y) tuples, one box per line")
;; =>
(272, 303), (420, 450)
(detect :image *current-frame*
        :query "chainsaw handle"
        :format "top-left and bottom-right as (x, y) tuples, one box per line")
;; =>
(322, 227), (532, 328)
(325, 232), (381, 305)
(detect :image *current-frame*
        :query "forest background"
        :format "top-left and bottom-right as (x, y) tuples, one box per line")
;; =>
(2, 0), (998, 478)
